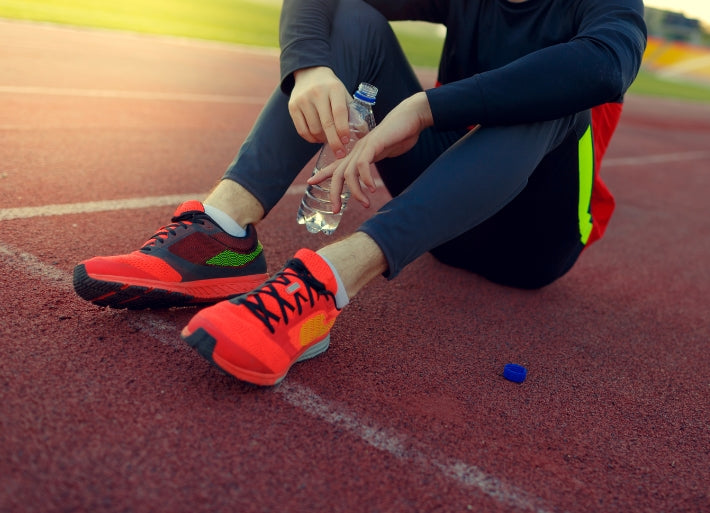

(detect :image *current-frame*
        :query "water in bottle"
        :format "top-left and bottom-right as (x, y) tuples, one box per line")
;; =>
(296, 82), (378, 235)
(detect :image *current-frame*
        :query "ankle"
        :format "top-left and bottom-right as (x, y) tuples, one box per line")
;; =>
(204, 179), (265, 227)
(317, 232), (387, 300)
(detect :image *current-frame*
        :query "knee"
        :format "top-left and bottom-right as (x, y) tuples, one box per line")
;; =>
(333, 0), (392, 40)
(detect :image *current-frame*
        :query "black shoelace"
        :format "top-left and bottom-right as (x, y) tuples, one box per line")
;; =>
(141, 211), (209, 252)
(234, 259), (335, 334)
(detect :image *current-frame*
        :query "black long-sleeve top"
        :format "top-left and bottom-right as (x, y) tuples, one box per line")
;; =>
(278, 0), (647, 130)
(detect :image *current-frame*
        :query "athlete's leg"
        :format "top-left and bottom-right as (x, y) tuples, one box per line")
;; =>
(429, 115), (594, 289)
(357, 112), (591, 288)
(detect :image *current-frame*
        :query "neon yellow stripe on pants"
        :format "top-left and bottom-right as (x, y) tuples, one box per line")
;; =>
(578, 126), (594, 245)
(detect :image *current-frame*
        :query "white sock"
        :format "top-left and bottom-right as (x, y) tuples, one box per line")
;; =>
(319, 255), (350, 309)
(203, 204), (247, 237)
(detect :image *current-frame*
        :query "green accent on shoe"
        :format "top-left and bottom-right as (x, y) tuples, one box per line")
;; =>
(206, 242), (263, 267)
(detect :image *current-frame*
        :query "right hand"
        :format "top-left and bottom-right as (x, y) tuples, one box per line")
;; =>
(309, 91), (435, 213)
(289, 66), (352, 158)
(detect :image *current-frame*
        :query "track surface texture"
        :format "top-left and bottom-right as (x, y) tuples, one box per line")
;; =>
(1, 20), (709, 513)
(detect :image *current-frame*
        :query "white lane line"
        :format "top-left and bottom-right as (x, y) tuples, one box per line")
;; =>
(0, 151), (710, 221)
(0, 179), (381, 221)
(277, 381), (556, 513)
(0, 146), (704, 224)
(0, 194), (204, 221)
(0, 241), (559, 513)
(0, 242), (70, 285)
(0, 241), (194, 352)
(0, 147), (703, 224)
(0, 85), (269, 105)
(604, 150), (710, 167)
(0, 186), (308, 221)
(1, 150), (706, 223)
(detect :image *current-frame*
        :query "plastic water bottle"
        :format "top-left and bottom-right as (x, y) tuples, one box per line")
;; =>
(296, 82), (378, 235)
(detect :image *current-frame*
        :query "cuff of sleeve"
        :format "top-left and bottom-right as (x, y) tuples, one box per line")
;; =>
(279, 40), (332, 95)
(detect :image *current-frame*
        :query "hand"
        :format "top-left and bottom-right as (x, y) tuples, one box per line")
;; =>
(308, 91), (434, 212)
(289, 66), (352, 158)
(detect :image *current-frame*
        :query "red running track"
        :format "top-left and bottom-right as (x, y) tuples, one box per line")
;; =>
(1, 19), (709, 513)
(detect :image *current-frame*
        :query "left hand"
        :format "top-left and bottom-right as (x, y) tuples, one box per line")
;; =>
(308, 92), (434, 213)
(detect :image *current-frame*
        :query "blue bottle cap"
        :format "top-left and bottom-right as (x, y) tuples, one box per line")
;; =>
(503, 363), (527, 383)
(354, 82), (378, 103)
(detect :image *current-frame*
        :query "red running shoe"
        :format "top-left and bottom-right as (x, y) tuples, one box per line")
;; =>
(181, 248), (341, 386)
(73, 200), (268, 309)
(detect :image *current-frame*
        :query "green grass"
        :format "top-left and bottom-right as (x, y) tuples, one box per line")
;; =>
(627, 70), (710, 103)
(1, 0), (709, 103)
(0, 0), (282, 47)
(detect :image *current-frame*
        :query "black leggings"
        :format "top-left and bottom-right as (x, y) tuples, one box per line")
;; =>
(224, 0), (595, 289)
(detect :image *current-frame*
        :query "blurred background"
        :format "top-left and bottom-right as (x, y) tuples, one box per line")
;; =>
(1, 0), (708, 103)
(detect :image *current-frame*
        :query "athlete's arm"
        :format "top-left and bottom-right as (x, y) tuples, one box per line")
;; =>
(279, 0), (350, 155)
(426, 0), (647, 129)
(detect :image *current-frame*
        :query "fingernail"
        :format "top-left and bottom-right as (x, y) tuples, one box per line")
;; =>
(335, 149), (345, 159)
(341, 136), (350, 144)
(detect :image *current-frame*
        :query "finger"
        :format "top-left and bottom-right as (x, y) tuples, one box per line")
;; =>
(345, 161), (371, 208)
(321, 114), (346, 159)
(329, 164), (347, 213)
(331, 94), (351, 147)
(320, 90), (349, 158)
(301, 103), (325, 143)
(288, 105), (317, 143)
(347, 141), (377, 195)
(358, 160), (377, 193)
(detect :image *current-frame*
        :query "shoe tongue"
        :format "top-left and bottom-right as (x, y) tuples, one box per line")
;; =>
(293, 249), (337, 292)
(173, 200), (205, 218)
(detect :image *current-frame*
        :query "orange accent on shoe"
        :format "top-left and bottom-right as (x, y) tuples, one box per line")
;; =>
(299, 313), (336, 347)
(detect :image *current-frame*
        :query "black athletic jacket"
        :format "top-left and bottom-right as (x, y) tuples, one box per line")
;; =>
(278, 0), (647, 130)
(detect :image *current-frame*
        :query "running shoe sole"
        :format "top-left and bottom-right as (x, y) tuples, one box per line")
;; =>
(73, 264), (268, 309)
(181, 326), (330, 386)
